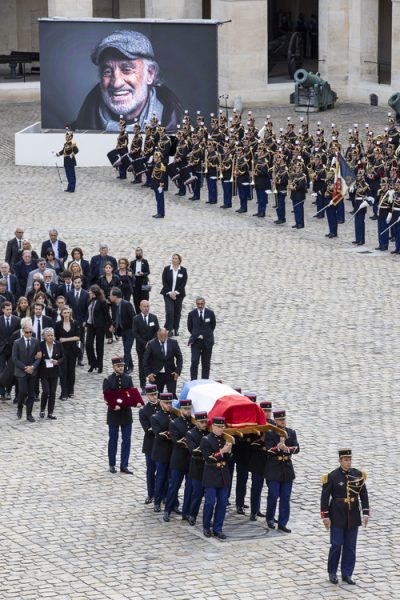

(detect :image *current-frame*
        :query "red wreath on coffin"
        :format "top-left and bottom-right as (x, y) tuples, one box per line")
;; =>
(103, 387), (144, 409)
(207, 395), (267, 428)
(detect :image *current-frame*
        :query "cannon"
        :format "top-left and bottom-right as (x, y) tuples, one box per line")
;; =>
(388, 93), (400, 125)
(293, 69), (337, 112)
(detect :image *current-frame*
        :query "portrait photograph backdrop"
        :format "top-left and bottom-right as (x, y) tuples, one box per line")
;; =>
(39, 18), (219, 131)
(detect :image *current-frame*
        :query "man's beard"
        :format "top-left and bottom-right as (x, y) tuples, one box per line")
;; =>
(101, 81), (149, 118)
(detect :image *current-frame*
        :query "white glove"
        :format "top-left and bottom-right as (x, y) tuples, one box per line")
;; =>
(158, 186), (163, 194)
(386, 212), (392, 224)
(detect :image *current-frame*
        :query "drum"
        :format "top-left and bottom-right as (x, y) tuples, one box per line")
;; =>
(132, 156), (147, 176)
(107, 148), (127, 167)
(120, 153), (134, 170)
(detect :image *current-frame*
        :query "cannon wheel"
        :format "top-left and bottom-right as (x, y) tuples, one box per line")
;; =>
(288, 32), (304, 79)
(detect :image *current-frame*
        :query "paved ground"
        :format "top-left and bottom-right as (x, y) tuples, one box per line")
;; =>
(0, 101), (400, 600)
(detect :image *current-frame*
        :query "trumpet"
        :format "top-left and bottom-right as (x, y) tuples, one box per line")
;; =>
(204, 148), (208, 174)
(229, 157), (235, 183)
(251, 159), (255, 186)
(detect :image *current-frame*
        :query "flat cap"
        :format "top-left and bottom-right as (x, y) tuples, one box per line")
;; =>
(91, 30), (155, 65)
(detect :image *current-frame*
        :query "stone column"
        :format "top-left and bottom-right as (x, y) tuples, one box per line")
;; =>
(145, 0), (201, 19)
(348, 0), (379, 86)
(47, 0), (93, 18)
(391, 0), (400, 89)
(119, 0), (144, 18)
(318, 0), (350, 91)
(0, 0), (17, 54)
(212, 0), (268, 104)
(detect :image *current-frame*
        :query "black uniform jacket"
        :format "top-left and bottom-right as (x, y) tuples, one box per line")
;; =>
(248, 419), (275, 475)
(151, 409), (177, 463)
(200, 432), (232, 489)
(320, 467), (369, 529)
(138, 401), (160, 455)
(264, 427), (299, 482)
(186, 426), (208, 481)
(103, 373), (133, 427)
(169, 415), (192, 473)
(160, 266), (188, 299)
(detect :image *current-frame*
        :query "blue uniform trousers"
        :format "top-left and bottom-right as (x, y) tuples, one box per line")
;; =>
(178, 179), (186, 195)
(377, 218), (389, 249)
(154, 461), (169, 506)
(206, 177), (218, 203)
(250, 473), (264, 516)
(192, 172), (202, 199)
(118, 164), (127, 179)
(255, 188), (267, 216)
(316, 192), (326, 218)
(65, 165), (76, 191)
(326, 203), (338, 235)
(370, 190), (378, 216)
(354, 209), (366, 243)
(337, 200), (345, 223)
(154, 188), (165, 217)
(292, 198), (304, 227)
(266, 480), (293, 526)
(276, 192), (286, 221)
(235, 463), (249, 508)
(222, 181), (232, 207)
(189, 479), (204, 518)
(238, 184), (248, 211)
(393, 221), (400, 252)
(145, 454), (156, 498)
(328, 526), (358, 577)
(165, 469), (192, 515)
(108, 424), (132, 469)
(203, 486), (229, 533)
(122, 330), (134, 371)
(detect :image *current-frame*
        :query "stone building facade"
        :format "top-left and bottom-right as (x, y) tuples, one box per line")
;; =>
(0, 0), (398, 106)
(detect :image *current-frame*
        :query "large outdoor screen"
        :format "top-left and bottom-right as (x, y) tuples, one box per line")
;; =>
(39, 18), (219, 132)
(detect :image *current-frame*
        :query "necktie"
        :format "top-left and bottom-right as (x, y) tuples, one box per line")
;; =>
(37, 319), (41, 341)
(199, 310), (204, 323)
(161, 342), (166, 357)
(67, 284), (70, 293)
(46, 283), (50, 292)
(18, 239), (21, 249)
(6, 318), (10, 331)
(75, 292), (79, 302)
(26, 339), (30, 351)
(143, 314), (147, 325)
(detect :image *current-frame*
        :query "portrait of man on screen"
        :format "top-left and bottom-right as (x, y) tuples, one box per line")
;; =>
(70, 30), (184, 131)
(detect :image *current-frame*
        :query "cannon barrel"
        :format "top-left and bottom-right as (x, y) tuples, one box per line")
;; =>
(294, 68), (323, 88)
(388, 92), (400, 124)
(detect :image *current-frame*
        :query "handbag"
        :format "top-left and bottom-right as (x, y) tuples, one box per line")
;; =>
(141, 280), (152, 292)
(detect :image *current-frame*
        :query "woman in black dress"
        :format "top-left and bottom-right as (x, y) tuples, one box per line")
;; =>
(55, 306), (80, 400)
(130, 246), (151, 313)
(85, 285), (112, 374)
(44, 249), (64, 276)
(160, 252), (188, 336)
(116, 257), (134, 301)
(98, 262), (120, 343)
(39, 327), (64, 419)
(27, 280), (49, 306)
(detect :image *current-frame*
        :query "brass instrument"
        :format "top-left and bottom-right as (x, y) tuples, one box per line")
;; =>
(204, 148), (208, 174)
(218, 152), (223, 179)
(251, 159), (255, 185)
(229, 156), (235, 183)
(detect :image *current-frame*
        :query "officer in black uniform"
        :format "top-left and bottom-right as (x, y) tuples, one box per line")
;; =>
(320, 448), (369, 585)
(200, 416), (233, 540)
(248, 400), (273, 521)
(102, 356), (134, 474)
(186, 411), (209, 526)
(163, 399), (193, 522)
(138, 383), (159, 503)
(151, 392), (177, 512)
(265, 409), (300, 532)
(56, 130), (79, 193)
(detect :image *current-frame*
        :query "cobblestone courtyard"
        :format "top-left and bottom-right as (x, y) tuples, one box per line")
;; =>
(0, 101), (399, 600)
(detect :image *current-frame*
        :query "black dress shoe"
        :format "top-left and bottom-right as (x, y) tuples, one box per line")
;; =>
(391, 249), (400, 254)
(253, 213), (260, 217)
(152, 214), (164, 218)
(144, 496), (153, 504)
(213, 531), (227, 540)
(181, 515), (189, 522)
(337, 220), (345, 224)
(357, 241), (365, 246)
(69, 394), (74, 399)
(40, 412), (45, 418)
(154, 504), (161, 512)
(120, 468), (133, 474)
(278, 524), (291, 533)
(236, 208), (247, 213)
(109, 466), (117, 473)
(349, 210), (356, 215)
(329, 574), (338, 584)
(88, 367), (95, 373)
(203, 528), (212, 537)
(97, 369), (103, 374)
(17, 410), (22, 419)
(60, 396), (67, 401)
(342, 576), (356, 585)
(236, 507), (245, 515)
(274, 219), (285, 224)
(257, 511), (265, 518)
(243, 504), (249, 509)
(250, 514), (257, 521)
(369, 215), (378, 220)
(47, 415), (57, 420)
(351, 240), (358, 244)
(267, 520), (276, 529)
(172, 507), (182, 515)
(174, 330), (179, 336)
(375, 247), (387, 251)
(27, 415), (35, 423)
(163, 512), (170, 522)
(188, 516), (196, 526)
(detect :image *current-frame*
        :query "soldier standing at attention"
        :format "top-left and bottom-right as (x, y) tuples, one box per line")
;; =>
(320, 449), (369, 585)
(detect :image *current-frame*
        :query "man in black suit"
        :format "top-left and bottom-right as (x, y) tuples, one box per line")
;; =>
(40, 229), (68, 264)
(43, 270), (59, 304)
(109, 287), (135, 374)
(67, 276), (90, 366)
(5, 227), (24, 270)
(57, 271), (74, 298)
(0, 279), (15, 309)
(31, 303), (53, 342)
(89, 244), (117, 284)
(13, 250), (37, 293)
(0, 262), (20, 298)
(0, 301), (20, 400)
(143, 327), (183, 396)
(12, 321), (42, 422)
(133, 299), (159, 393)
(187, 296), (216, 380)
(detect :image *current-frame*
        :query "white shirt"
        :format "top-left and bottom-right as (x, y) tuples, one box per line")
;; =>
(33, 317), (42, 338)
(135, 260), (142, 275)
(159, 339), (167, 373)
(46, 343), (54, 359)
(170, 265), (179, 294)
(51, 240), (59, 258)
